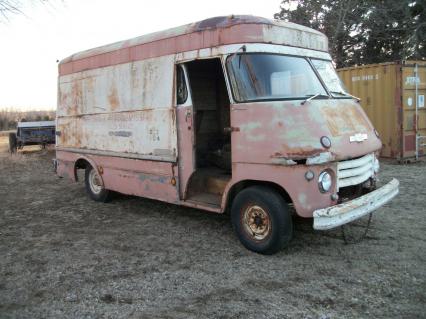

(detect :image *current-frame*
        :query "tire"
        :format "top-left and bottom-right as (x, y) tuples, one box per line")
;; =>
(85, 165), (110, 202)
(231, 186), (293, 254)
(8, 133), (17, 153)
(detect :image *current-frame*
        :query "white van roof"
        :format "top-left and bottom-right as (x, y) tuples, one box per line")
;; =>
(18, 121), (55, 128)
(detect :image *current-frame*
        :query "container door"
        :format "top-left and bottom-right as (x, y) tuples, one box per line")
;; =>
(401, 62), (426, 159)
(175, 64), (195, 199)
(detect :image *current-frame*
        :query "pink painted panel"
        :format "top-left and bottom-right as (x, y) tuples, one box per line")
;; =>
(101, 167), (178, 204)
(222, 162), (338, 217)
(59, 24), (292, 75)
(56, 150), (179, 204)
(176, 104), (195, 199)
(56, 155), (76, 181)
(230, 99), (381, 165)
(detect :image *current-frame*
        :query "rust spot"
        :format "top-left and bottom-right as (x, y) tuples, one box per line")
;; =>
(108, 86), (119, 111)
(322, 103), (370, 136)
(60, 90), (68, 106)
(404, 135), (416, 151)
(271, 147), (324, 160)
(70, 81), (82, 116)
(58, 121), (72, 146)
(193, 15), (271, 32)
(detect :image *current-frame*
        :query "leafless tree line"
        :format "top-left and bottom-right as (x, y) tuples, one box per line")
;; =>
(0, 108), (55, 131)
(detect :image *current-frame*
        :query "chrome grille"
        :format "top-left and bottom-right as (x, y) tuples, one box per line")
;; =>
(337, 153), (374, 189)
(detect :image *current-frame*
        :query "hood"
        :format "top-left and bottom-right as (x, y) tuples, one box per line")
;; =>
(231, 99), (382, 165)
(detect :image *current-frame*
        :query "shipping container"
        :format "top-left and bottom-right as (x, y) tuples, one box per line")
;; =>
(337, 61), (426, 161)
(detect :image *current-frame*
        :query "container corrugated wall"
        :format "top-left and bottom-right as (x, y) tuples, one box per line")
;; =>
(338, 61), (426, 160)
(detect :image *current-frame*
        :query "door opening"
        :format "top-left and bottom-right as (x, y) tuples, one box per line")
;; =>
(184, 58), (231, 206)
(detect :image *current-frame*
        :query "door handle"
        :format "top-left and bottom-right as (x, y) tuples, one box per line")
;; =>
(185, 109), (191, 119)
(224, 127), (240, 133)
(185, 109), (192, 129)
(232, 106), (247, 111)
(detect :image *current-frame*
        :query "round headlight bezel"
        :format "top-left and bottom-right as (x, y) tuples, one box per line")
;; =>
(318, 171), (333, 193)
(320, 136), (332, 149)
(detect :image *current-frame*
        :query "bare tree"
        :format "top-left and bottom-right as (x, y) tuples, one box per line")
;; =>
(0, 1), (22, 19)
(0, 0), (49, 21)
(0, 107), (55, 130)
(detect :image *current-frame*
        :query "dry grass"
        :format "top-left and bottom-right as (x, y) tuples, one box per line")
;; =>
(0, 135), (52, 163)
(0, 140), (425, 318)
(0, 135), (9, 154)
(0, 130), (14, 137)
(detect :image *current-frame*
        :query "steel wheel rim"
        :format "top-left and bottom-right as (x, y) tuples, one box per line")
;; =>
(242, 204), (271, 241)
(89, 169), (103, 195)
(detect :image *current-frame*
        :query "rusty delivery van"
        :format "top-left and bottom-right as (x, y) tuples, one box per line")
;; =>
(55, 15), (399, 254)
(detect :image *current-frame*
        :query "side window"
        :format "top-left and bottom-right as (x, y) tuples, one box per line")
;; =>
(176, 65), (188, 105)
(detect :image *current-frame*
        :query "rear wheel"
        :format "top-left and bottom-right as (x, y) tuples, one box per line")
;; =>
(85, 165), (110, 202)
(8, 133), (17, 153)
(231, 186), (293, 254)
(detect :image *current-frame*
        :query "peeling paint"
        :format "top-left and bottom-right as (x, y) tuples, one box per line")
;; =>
(139, 173), (168, 184)
(55, 15), (389, 223)
(306, 152), (335, 165)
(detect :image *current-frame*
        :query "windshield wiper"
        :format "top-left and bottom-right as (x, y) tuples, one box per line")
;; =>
(330, 90), (361, 102)
(300, 93), (330, 105)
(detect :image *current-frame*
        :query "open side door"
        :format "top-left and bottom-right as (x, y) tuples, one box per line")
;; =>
(175, 64), (195, 199)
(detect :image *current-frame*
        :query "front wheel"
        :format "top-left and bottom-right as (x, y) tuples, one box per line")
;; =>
(231, 186), (293, 254)
(85, 165), (110, 202)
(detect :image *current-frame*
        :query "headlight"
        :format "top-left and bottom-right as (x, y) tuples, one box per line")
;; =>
(373, 157), (380, 174)
(318, 171), (332, 193)
(320, 136), (332, 148)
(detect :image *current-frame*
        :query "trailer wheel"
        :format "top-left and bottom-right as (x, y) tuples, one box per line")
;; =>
(231, 186), (293, 254)
(8, 133), (17, 153)
(85, 165), (110, 202)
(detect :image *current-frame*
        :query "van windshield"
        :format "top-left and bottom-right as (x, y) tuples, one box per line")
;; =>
(226, 54), (327, 102)
(310, 59), (350, 98)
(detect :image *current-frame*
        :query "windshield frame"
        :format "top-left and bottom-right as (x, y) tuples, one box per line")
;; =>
(225, 52), (330, 104)
(309, 57), (352, 99)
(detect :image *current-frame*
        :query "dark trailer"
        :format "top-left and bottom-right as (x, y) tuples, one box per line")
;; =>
(9, 121), (56, 153)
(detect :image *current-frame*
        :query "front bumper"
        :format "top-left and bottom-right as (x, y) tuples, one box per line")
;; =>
(313, 178), (399, 230)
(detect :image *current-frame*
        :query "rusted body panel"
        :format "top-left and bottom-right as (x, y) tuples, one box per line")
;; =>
(56, 150), (179, 203)
(57, 55), (176, 160)
(59, 16), (327, 76)
(222, 162), (338, 217)
(56, 15), (397, 228)
(230, 100), (381, 165)
(176, 104), (195, 199)
(224, 98), (381, 217)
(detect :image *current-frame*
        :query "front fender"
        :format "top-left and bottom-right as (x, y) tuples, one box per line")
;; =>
(221, 162), (338, 217)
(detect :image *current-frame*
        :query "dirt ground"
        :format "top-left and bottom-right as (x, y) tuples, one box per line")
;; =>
(0, 135), (425, 319)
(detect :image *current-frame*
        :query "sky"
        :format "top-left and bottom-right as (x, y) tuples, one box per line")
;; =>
(0, 0), (282, 111)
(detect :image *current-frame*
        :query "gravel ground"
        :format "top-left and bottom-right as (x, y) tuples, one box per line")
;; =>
(0, 136), (425, 318)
